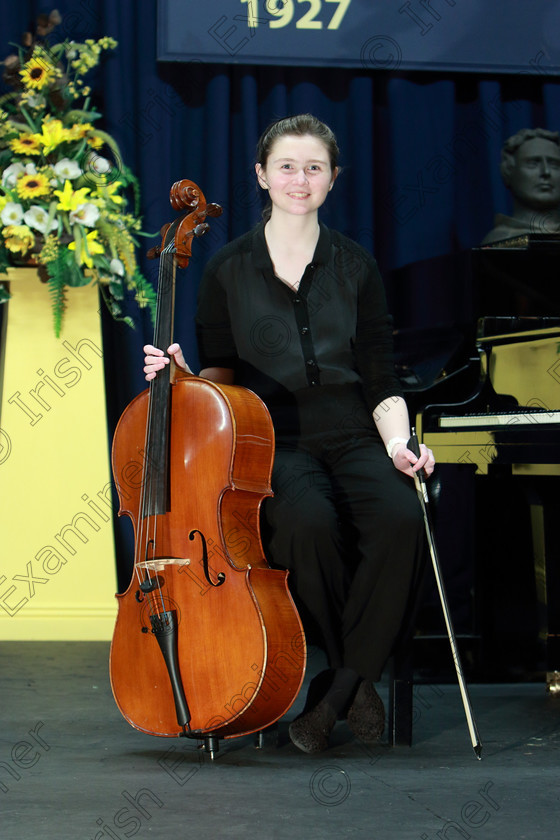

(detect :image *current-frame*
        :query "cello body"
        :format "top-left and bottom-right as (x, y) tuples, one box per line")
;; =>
(109, 371), (306, 739)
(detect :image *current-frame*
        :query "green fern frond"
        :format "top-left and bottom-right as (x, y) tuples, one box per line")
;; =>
(44, 256), (67, 338)
(131, 269), (157, 323)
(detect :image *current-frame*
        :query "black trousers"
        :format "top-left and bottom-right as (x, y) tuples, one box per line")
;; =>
(262, 385), (425, 683)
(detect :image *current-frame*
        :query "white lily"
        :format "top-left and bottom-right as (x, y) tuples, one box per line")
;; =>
(2, 163), (24, 188)
(89, 155), (112, 174)
(69, 203), (100, 227)
(54, 158), (83, 180)
(23, 205), (59, 234)
(24, 93), (45, 109)
(110, 257), (125, 276)
(1, 202), (24, 225)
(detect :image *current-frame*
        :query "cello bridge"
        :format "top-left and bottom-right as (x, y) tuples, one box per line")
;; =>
(141, 558), (191, 572)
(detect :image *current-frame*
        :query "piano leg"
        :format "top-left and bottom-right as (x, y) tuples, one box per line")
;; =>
(527, 480), (560, 692)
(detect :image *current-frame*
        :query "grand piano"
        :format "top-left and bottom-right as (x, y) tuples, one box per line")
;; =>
(398, 234), (560, 690)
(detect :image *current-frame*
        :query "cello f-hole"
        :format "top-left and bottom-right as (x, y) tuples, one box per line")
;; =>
(189, 529), (226, 588)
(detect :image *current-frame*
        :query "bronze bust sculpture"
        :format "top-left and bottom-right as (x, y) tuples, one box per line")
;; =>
(482, 128), (560, 244)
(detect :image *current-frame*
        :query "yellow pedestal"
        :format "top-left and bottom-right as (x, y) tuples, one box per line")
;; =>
(0, 268), (117, 639)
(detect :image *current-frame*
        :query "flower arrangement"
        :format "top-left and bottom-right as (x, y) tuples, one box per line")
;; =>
(0, 11), (156, 335)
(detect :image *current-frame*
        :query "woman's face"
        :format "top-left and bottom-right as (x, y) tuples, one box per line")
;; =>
(255, 134), (338, 219)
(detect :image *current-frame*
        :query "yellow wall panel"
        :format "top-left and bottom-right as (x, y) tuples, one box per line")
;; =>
(0, 268), (117, 639)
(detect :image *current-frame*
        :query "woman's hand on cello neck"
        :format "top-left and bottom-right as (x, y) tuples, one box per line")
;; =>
(143, 343), (190, 381)
(143, 344), (235, 385)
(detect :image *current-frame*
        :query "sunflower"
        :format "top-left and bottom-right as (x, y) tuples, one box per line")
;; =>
(16, 171), (51, 199)
(9, 132), (42, 156)
(19, 52), (58, 90)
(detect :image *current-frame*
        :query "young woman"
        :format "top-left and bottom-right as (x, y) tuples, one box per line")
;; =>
(143, 114), (434, 753)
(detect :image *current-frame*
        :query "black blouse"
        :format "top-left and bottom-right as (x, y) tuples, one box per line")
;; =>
(195, 222), (403, 420)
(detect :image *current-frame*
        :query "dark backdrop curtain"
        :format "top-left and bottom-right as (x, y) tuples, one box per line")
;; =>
(3, 1), (559, 585)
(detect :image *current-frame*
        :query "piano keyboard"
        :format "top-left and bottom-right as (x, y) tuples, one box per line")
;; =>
(439, 410), (560, 428)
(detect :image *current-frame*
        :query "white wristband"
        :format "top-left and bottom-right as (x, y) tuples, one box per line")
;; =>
(386, 436), (408, 459)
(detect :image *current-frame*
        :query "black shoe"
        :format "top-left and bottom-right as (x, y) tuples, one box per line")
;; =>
(288, 700), (337, 754)
(346, 681), (385, 742)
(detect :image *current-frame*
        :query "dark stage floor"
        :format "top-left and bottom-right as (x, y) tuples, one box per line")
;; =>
(1, 642), (559, 839)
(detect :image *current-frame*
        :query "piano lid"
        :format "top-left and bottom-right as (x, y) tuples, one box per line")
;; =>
(390, 237), (560, 402)
(472, 234), (560, 318)
(481, 232), (560, 250)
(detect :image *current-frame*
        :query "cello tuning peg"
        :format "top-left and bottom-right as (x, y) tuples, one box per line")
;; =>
(206, 203), (223, 218)
(146, 244), (161, 260)
(193, 223), (210, 237)
(146, 222), (171, 259)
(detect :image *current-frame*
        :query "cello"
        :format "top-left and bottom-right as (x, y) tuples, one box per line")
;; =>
(109, 180), (306, 757)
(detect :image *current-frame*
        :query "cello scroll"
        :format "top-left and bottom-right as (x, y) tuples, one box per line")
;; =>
(146, 179), (223, 268)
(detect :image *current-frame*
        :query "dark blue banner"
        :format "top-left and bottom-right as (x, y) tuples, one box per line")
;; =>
(157, 0), (560, 75)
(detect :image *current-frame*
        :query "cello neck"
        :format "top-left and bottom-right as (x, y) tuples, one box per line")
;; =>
(142, 246), (176, 518)
(139, 179), (221, 520)
(153, 242), (177, 360)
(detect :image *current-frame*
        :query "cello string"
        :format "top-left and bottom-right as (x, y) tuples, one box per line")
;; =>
(134, 241), (174, 610)
(135, 249), (162, 593)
